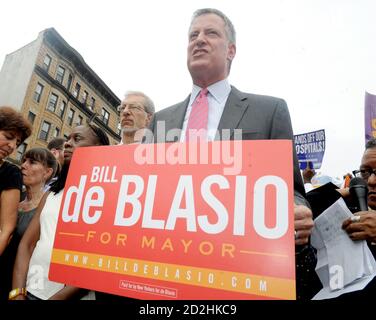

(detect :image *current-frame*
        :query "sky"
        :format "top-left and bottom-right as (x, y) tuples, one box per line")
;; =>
(1, 0), (375, 179)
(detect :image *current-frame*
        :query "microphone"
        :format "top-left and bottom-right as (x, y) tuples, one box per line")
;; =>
(349, 177), (369, 211)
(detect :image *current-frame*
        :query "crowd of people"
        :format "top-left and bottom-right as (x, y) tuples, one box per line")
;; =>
(0, 89), (154, 300)
(0, 7), (375, 301)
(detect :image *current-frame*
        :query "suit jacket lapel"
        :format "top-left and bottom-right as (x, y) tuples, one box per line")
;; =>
(216, 86), (249, 140)
(164, 95), (190, 142)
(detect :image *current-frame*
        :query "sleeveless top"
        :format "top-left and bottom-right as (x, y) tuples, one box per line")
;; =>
(26, 190), (64, 300)
(16, 207), (38, 238)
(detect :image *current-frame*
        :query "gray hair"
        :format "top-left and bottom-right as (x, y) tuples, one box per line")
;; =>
(191, 8), (236, 45)
(124, 91), (155, 115)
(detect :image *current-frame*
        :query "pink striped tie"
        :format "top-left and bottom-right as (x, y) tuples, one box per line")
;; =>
(185, 88), (209, 141)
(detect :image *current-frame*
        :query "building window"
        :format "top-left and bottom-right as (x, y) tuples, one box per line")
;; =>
(89, 97), (95, 111)
(56, 65), (65, 84)
(33, 83), (44, 103)
(73, 82), (81, 98)
(39, 121), (51, 141)
(59, 101), (66, 119)
(82, 90), (88, 105)
(101, 108), (110, 125)
(53, 127), (60, 138)
(28, 111), (36, 124)
(67, 108), (75, 126)
(67, 73), (73, 91)
(16, 143), (27, 161)
(77, 115), (83, 126)
(47, 93), (58, 112)
(43, 55), (51, 72)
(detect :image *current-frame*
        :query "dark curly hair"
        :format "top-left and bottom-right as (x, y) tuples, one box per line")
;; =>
(0, 106), (32, 144)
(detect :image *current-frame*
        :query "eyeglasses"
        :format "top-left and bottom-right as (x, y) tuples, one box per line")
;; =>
(352, 168), (376, 180)
(117, 103), (146, 114)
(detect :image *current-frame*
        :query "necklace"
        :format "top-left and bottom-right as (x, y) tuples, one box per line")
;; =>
(19, 194), (43, 212)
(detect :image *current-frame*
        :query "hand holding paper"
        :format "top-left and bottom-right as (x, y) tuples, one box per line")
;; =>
(311, 198), (376, 299)
(343, 212), (376, 242)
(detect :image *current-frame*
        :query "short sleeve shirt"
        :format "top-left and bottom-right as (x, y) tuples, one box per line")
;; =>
(0, 161), (22, 194)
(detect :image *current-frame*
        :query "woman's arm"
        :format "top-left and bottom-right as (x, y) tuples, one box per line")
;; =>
(0, 188), (20, 256)
(11, 192), (48, 300)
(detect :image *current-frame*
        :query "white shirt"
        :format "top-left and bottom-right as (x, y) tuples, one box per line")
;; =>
(180, 78), (231, 142)
(27, 191), (64, 299)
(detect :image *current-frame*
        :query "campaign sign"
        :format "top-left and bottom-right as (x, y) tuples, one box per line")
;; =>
(294, 129), (326, 170)
(49, 140), (296, 300)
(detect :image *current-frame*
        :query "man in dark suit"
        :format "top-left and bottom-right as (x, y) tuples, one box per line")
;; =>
(148, 8), (317, 298)
(147, 9), (316, 299)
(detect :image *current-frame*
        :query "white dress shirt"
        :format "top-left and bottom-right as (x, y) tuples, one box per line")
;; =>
(180, 79), (231, 142)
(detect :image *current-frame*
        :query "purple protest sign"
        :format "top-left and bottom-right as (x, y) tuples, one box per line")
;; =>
(294, 129), (326, 170)
(365, 91), (376, 145)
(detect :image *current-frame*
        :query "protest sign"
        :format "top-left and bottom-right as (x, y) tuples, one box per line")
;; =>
(294, 129), (325, 170)
(49, 140), (296, 300)
(365, 91), (376, 144)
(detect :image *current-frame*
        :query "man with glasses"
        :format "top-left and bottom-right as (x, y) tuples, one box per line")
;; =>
(306, 138), (376, 299)
(307, 139), (376, 227)
(117, 91), (155, 145)
(343, 138), (376, 244)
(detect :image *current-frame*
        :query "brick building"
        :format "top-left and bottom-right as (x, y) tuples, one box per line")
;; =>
(0, 28), (121, 162)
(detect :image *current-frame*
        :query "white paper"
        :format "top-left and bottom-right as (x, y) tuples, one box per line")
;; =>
(311, 198), (376, 299)
(313, 274), (375, 300)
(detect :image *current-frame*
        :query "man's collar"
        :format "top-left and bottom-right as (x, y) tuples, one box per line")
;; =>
(191, 78), (231, 103)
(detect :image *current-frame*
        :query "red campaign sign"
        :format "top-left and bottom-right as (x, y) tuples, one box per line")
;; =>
(49, 140), (296, 300)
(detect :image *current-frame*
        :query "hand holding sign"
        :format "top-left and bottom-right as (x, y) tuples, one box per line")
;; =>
(294, 204), (314, 245)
